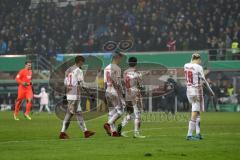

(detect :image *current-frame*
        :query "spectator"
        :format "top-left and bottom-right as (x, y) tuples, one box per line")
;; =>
(0, 0), (239, 55)
(219, 81), (229, 104)
(165, 75), (177, 114)
(204, 79), (219, 111)
(231, 38), (240, 60)
(177, 83), (190, 111)
(227, 84), (234, 96)
(34, 87), (51, 114)
(0, 38), (7, 54)
(167, 37), (176, 51)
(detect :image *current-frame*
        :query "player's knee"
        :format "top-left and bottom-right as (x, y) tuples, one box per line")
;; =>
(126, 114), (131, 120)
(135, 114), (140, 120)
(27, 99), (32, 103)
(135, 115), (141, 123)
(133, 106), (140, 117)
(116, 108), (123, 116)
(134, 110), (141, 118)
(108, 107), (116, 116)
(76, 111), (83, 116)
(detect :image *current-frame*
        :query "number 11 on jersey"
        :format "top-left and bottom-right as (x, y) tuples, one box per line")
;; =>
(185, 70), (193, 84)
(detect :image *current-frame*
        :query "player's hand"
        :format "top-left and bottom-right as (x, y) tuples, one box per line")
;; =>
(63, 95), (68, 105)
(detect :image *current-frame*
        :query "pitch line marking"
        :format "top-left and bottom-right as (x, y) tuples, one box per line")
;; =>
(0, 126), (239, 144)
(121, 127), (240, 137)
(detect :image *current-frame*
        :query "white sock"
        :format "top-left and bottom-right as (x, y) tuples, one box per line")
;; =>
(108, 112), (120, 125)
(108, 105), (122, 124)
(76, 114), (87, 132)
(187, 120), (196, 136)
(108, 107), (116, 121)
(134, 118), (141, 134)
(121, 114), (131, 127)
(61, 112), (73, 132)
(110, 123), (116, 132)
(196, 117), (200, 135)
(133, 104), (141, 135)
(61, 121), (70, 132)
(108, 112), (121, 132)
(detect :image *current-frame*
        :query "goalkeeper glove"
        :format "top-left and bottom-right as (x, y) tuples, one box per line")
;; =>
(22, 82), (29, 86)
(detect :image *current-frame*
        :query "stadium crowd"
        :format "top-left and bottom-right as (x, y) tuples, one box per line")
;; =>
(0, 0), (240, 57)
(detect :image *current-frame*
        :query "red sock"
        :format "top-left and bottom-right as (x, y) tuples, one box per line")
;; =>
(25, 101), (32, 115)
(14, 99), (22, 116)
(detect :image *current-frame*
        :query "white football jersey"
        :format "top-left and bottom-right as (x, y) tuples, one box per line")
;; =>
(104, 63), (121, 93)
(64, 65), (84, 100)
(124, 68), (142, 101)
(123, 68), (142, 90)
(184, 63), (205, 87)
(184, 62), (205, 97)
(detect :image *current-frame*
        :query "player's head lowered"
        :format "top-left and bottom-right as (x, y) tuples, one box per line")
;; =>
(25, 60), (32, 70)
(191, 52), (201, 64)
(75, 55), (85, 67)
(112, 51), (124, 65)
(128, 57), (137, 67)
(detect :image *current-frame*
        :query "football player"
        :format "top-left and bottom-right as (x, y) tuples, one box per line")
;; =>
(14, 61), (33, 120)
(103, 51), (125, 137)
(184, 53), (214, 140)
(59, 56), (95, 139)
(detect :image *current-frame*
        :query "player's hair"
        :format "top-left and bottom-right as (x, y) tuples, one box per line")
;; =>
(191, 52), (201, 61)
(25, 60), (32, 65)
(75, 55), (85, 64)
(128, 57), (137, 67)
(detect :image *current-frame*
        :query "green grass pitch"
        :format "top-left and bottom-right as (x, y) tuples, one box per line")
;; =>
(0, 112), (239, 160)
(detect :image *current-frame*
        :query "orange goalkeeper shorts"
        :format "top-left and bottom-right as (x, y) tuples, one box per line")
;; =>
(17, 88), (33, 100)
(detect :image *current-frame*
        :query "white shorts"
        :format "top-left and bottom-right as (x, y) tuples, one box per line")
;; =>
(105, 89), (125, 108)
(187, 87), (204, 112)
(125, 100), (142, 120)
(125, 88), (141, 104)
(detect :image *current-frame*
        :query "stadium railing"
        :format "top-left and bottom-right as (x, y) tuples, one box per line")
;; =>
(0, 51), (240, 114)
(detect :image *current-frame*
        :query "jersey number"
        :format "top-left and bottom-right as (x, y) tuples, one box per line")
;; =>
(106, 71), (111, 83)
(67, 73), (72, 86)
(125, 76), (131, 89)
(185, 71), (193, 84)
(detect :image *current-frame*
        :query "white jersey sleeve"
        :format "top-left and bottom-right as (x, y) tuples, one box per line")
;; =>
(124, 68), (142, 89)
(197, 65), (205, 80)
(124, 68), (143, 101)
(196, 64), (214, 95)
(104, 64), (121, 88)
(76, 68), (84, 83)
